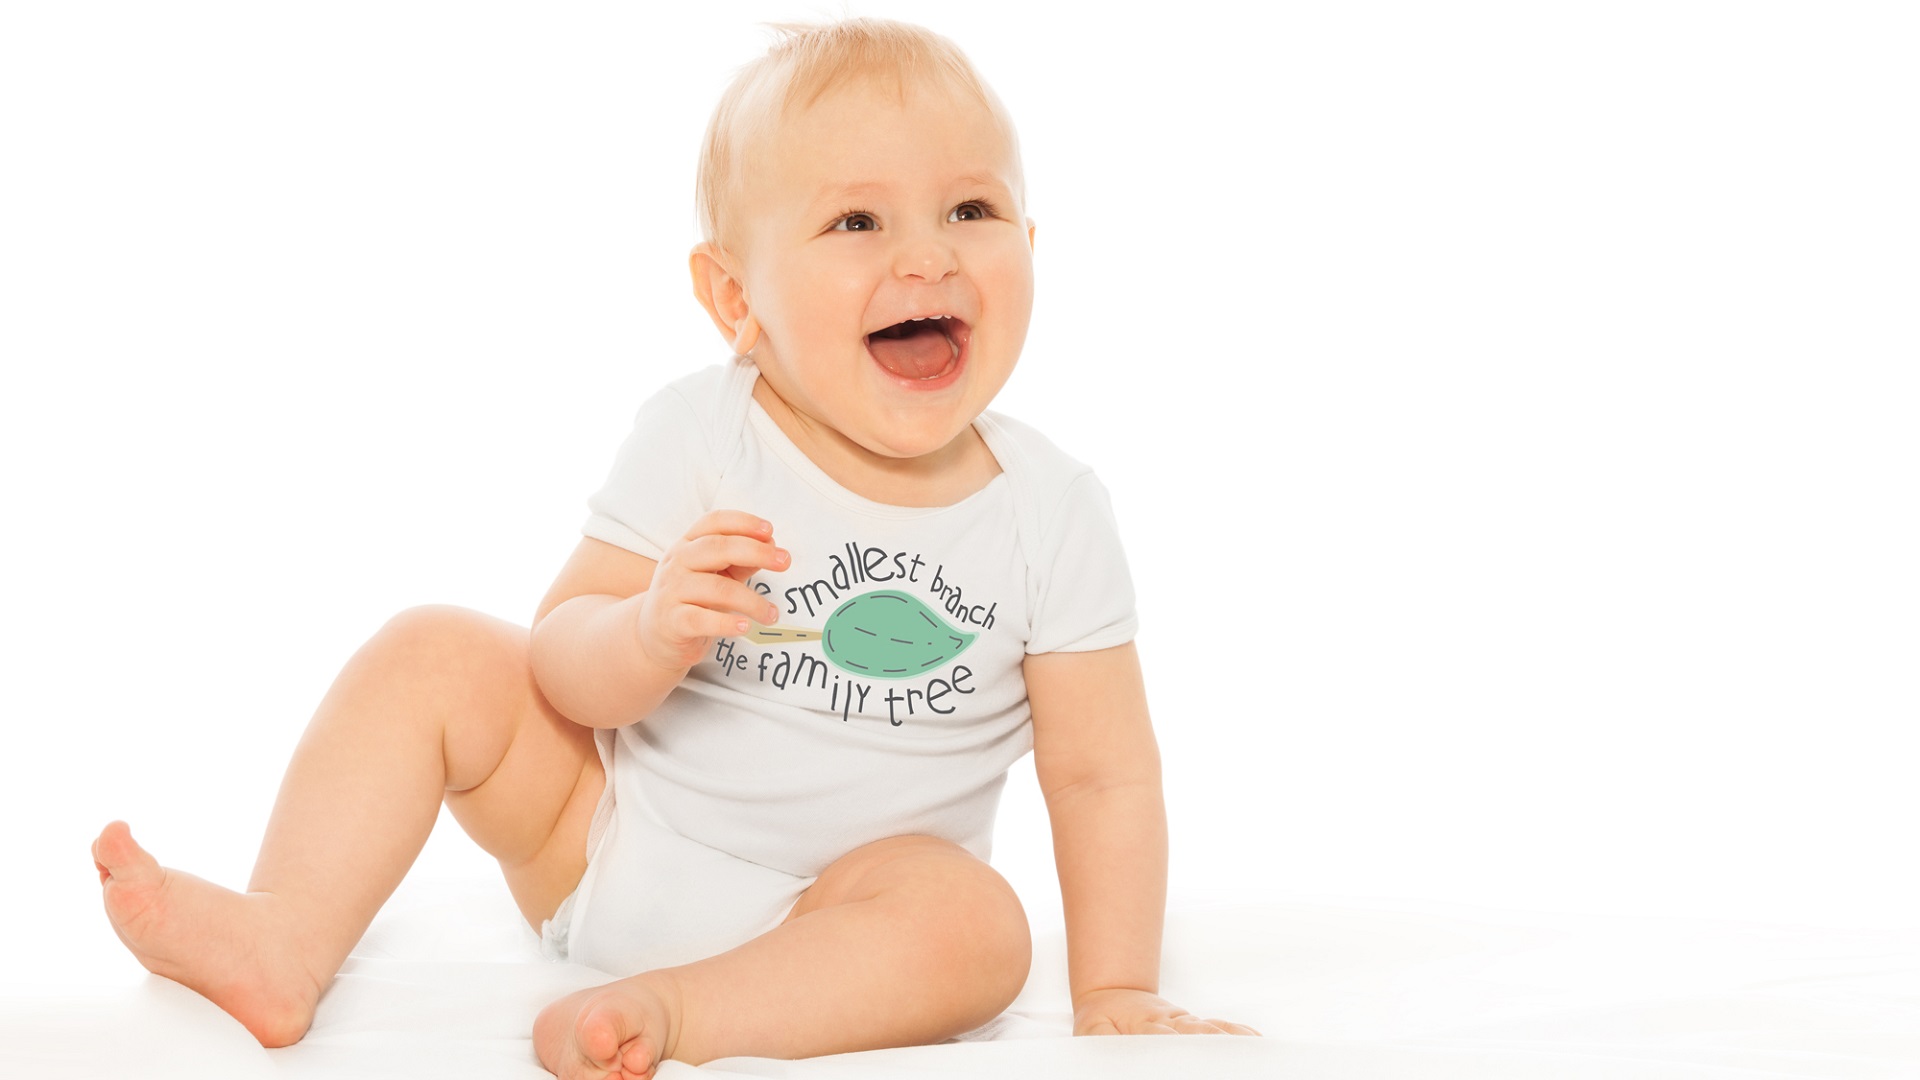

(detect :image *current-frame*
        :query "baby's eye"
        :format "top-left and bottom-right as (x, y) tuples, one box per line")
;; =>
(950, 200), (998, 222)
(831, 212), (878, 232)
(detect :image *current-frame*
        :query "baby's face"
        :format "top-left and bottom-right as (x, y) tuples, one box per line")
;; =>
(727, 77), (1035, 463)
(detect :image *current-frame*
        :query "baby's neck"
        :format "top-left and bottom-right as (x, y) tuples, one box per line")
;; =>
(751, 381), (1001, 508)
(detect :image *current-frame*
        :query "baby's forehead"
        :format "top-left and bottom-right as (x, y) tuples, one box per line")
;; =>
(706, 62), (1026, 255)
(773, 72), (991, 139)
(763, 79), (1015, 173)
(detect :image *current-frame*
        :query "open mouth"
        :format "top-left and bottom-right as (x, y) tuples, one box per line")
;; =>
(865, 315), (971, 385)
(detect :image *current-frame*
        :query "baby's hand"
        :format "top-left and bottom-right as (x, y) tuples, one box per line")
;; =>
(1073, 988), (1261, 1038)
(635, 510), (788, 671)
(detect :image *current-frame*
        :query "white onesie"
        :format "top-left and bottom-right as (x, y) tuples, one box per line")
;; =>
(544, 356), (1138, 975)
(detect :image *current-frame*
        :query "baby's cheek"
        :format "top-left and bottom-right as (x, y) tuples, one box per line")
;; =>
(980, 250), (1034, 312)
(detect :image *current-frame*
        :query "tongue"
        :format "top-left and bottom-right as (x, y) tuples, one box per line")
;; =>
(867, 322), (955, 379)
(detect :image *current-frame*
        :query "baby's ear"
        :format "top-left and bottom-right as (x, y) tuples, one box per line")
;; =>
(1027, 218), (1037, 251)
(689, 243), (759, 355)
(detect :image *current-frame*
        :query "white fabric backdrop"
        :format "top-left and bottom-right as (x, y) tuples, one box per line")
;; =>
(1, 0), (1914, 1011)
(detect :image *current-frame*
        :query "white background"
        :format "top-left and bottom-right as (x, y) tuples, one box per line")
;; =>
(3, 2), (1915, 993)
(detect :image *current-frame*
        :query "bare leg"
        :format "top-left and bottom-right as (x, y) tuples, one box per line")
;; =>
(534, 835), (1031, 1079)
(93, 605), (601, 1047)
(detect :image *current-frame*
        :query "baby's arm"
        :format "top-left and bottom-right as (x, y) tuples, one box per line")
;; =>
(1026, 643), (1261, 1037)
(531, 510), (786, 728)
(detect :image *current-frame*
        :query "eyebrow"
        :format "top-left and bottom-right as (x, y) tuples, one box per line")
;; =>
(809, 175), (1007, 209)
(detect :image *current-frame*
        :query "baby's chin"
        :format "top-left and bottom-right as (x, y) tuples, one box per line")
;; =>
(853, 417), (979, 463)
(847, 389), (1002, 459)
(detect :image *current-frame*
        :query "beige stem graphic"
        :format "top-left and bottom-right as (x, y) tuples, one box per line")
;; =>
(744, 623), (823, 644)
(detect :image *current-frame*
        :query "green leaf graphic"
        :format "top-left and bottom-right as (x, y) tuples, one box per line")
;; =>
(819, 590), (976, 678)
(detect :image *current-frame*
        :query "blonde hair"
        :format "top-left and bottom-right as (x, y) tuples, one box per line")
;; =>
(695, 16), (1024, 259)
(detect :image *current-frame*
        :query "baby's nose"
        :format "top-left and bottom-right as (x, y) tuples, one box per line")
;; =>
(893, 235), (958, 282)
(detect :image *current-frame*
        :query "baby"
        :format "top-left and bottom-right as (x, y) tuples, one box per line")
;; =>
(92, 17), (1259, 1078)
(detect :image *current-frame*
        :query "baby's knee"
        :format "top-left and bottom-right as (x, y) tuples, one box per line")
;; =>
(811, 835), (1030, 997)
(962, 866), (1032, 1005)
(890, 840), (1032, 1006)
(361, 605), (529, 683)
(335, 606), (539, 758)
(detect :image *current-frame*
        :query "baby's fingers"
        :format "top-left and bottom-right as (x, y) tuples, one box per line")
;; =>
(666, 572), (781, 628)
(682, 509), (775, 543)
(1138, 1021), (1179, 1034)
(661, 598), (763, 645)
(1205, 1019), (1262, 1036)
(672, 533), (789, 578)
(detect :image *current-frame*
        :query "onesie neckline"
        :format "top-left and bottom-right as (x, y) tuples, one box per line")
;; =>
(743, 392), (1009, 519)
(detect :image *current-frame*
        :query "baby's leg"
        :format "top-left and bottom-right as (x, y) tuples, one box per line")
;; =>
(93, 604), (601, 1047)
(535, 835), (1031, 1078)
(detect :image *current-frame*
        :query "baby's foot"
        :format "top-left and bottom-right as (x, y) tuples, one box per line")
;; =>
(534, 973), (682, 1080)
(92, 820), (325, 1047)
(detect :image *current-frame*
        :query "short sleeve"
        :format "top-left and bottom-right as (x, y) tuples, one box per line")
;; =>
(581, 385), (717, 561)
(1026, 471), (1139, 654)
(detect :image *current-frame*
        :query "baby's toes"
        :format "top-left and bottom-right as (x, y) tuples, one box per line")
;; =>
(93, 822), (165, 921)
(578, 998), (628, 1060)
(616, 1034), (660, 1079)
(574, 995), (657, 1079)
(535, 992), (622, 1078)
